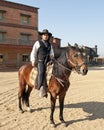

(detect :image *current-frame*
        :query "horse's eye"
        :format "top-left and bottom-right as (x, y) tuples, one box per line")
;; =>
(74, 54), (78, 57)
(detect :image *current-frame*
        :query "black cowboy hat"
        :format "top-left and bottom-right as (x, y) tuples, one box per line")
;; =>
(39, 29), (52, 37)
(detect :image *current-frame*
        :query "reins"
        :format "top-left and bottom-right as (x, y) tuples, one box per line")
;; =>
(51, 51), (85, 87)
(53, 58), (72, 72)
(51, 54), (73, 87)
(51, 74), (65, 87)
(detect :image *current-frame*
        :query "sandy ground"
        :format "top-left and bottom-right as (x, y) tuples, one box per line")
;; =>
(0, 66), (104, 130)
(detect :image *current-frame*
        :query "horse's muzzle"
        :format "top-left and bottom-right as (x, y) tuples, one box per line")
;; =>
(80, 67), (88, 75)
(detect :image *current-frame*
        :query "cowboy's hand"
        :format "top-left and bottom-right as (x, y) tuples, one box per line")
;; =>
(47, 60), (53, 66)
(32, 61), (35, 67)
(50, 55), (54, 60)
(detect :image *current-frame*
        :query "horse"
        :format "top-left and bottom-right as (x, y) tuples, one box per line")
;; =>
(18, 44), (88, 127)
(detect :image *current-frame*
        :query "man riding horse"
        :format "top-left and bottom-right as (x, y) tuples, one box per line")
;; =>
(30, 29), (54, 98)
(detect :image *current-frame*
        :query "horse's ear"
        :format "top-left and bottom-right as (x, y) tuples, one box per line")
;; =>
(74, 43), (78, 47)
(68, 42), (71, 48)
(74, 43), (79, 49)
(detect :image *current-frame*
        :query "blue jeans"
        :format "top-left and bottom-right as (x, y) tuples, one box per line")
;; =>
(37, 61), (46, 90)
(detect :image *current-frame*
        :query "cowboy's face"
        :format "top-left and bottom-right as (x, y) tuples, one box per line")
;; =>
(41, 33), (49, 41)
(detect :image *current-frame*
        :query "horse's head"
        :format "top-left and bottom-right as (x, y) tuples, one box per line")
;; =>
(66, 44), (88, 75)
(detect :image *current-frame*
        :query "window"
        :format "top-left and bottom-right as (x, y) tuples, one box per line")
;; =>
(20, 14), (30, 25)
(0, 54), (4, 63)
(0, 32), (6, 42)
(22, 54), (30, 62)
(19, 33), (31, 45)
(20, 33), (30, 41)
(0, 10), (6, 21)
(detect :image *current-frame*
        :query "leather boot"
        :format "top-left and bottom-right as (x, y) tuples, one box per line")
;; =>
(38, 86), (47, 98)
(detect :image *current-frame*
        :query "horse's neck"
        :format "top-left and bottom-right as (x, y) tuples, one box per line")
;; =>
(52, 54), (72, 80)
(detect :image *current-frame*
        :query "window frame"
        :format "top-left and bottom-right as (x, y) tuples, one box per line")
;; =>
(0, 31), (6, 42)
(22, 54), (30, 62)
(0, 10), (6, 21)
(0, 54), (4, 63)
(20, 14), (31, 25)
(20, 33), (30, 41)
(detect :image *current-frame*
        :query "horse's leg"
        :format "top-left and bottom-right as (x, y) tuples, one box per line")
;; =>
(50, 94), (57, 127)
(18, 78), (26, 113)
(18, 95), (23, 113)
(59, 93), (66, 124)
(18, 85), (26, 113)
(25, 85), (33, 112)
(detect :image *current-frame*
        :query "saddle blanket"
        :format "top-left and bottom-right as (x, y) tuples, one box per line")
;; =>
(29, 65), (53, 86)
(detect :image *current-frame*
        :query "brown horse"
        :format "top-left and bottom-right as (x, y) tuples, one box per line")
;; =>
(18, 44), (88, 127)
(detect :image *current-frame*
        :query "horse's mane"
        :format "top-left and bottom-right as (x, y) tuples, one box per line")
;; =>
(53, 45), (81, 59)
(53, 46), (71, 78)
(52, 45), (82, 78)
(53, 47), (68, 59)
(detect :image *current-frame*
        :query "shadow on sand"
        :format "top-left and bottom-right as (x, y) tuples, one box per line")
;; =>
(31, 101), (104, 127)
(64, 101), (104, 126)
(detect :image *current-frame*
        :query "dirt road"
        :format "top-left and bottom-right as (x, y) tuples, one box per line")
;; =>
(0, 67), (104, 130)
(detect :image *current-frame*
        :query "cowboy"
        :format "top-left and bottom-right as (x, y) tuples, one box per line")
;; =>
(30, 29), (54, 98)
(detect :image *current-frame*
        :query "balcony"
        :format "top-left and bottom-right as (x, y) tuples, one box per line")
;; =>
(0, 38), (35, 46)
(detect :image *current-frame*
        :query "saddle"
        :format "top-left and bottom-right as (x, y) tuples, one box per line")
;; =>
(29, 64), (53, 86)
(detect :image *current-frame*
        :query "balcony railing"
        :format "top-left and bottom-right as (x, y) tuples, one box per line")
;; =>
(0, 38), (35, 46)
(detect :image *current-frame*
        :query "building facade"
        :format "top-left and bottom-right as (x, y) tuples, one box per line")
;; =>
(81, 45), (99, 65)
(0, 0), (100, 70)
(0, 0), (62, 70)
(0, 0), (39, 69)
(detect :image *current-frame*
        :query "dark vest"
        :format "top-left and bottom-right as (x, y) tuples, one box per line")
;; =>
(37, 40), (51, 63)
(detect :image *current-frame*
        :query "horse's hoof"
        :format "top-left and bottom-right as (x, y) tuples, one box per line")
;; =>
(29, 109), (32, 113)
(50, 121), (56, 128)
(61, 120), (67, 127)
(50, 123), (56, 128)
(19, 109), (24, 113)
(62, 122), (67, 127)
(27, 107), (32, 113)
(61, 120), (65, 123)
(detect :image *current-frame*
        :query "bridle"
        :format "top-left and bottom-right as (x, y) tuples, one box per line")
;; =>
(53, 51), (85, 73)
(66, 52), (85, 73)
(52, 50), (86, 87)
